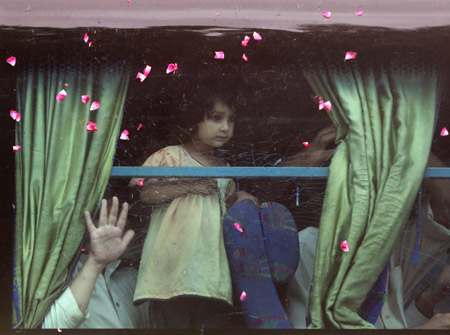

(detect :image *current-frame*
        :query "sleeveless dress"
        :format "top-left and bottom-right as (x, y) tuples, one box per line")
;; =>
(133, 145), (233, 305)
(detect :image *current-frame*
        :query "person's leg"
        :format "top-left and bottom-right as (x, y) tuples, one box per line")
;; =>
(191, 298), (244, 329)
(151, 298), (196, 328)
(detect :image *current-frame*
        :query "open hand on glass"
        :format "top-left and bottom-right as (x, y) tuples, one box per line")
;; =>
(302, 125), (337, 166)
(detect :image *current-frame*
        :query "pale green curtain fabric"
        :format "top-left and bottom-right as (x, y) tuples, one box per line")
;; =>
(304, 61), (440, 328)
(13, 56), (129, 328)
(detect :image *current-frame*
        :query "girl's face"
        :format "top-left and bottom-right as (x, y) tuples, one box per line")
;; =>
(194, 101), (235, 148)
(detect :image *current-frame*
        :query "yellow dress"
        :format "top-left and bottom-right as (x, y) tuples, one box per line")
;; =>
(133, 145), (233, 305)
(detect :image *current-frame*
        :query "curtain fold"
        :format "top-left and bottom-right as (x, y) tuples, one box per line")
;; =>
(304, 59), (440, 328)
(13, 56), (129, 328)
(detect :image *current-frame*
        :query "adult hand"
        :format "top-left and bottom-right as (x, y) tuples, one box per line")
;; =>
(410, 313), (450, 329)
(302, 126), (337, 166)
(85, 197), (135, 269)
(234, 191), (259, 207)
(415, 265), (450, 318)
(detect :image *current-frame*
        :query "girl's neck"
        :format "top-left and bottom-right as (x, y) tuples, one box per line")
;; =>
(183, 140), (219, 166)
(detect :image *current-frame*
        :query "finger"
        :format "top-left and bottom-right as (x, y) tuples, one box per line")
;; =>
(84, 211), (96, 234)
(121, 229), (135, 249)
(108, 196), (119, 226)
(98, 199), (107, 227)
(116, 202), (129, 231)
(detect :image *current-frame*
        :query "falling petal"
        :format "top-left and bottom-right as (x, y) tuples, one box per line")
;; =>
(253, 31), (262, 40)
(137, 179), (144, 186)
(214, 51), (225, 59)
(340, 240), (349, 252)
(57, 327), (62, 333)
(441, 127), (449, 136)
(321, 11), (331, 18)
(302, 142), (309, 148)
(81, 248), (86, 252)
(323, 101), (332, 112)
(120, 129), (130, 140)
(6, 56), (16, 66)
(10, 110), (21, 122)
(234, 222), (243, 232)
(166, 63), (178, 74)
(137, 123), (143, 131)
(83, 33), (89, 43)
(216, 12), (221, 16)
(56, 89), (67, 102)
(240, 291), (247, 301)
(318, 97), (324, 110)
(13, 145), (21, 152)
(127, 0), (131, 2)
(136, 72), (147, 82)
(88, 41), (93, 47)
(241, 35), (251, 47)
(242, 54), (248, 62)
(86, 121), (98, 131)
(90, 101), (100, 111)
(345, 51), (357, 61)
(354, 10), (364, 16)
(143, 65), (152, 76)
(81, 95), (90, 104)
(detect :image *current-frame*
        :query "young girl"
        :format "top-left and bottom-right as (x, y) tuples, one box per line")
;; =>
(130, 92), (256, 328)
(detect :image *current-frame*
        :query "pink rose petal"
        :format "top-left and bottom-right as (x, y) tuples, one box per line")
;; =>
(318, 98), (332, 112)
(240, 291), (247, 301)
(136, 72), (147, 82)
(6, 56), (16, 66)
(216, 12), (221, 16)
(137, 179), (144, 186)
(120, 129), (130, 140)
(166, 63), (178, 74)
(81, 95), (90, 104)
(302, 142), (309, 148)
(57, 327), (62, 333)
(90, 101), (100, 111)
(143, 65), (152, 76)
(321, 11), (331, 18)
(214, 51), (225, 59)
(242, 54), (248, 62)
(88, 41), (93, 47)
(137, 123), (143, 131)
(127, 0), (131, 3)
(253, 31), (262, 40)
(441, 127), (449, 136)
(56, 89), (67, 102)
(345, 51), (357, 61)
(234, 222), (243, 232)
(354, 10), (364, 16)
(241, 35), (251, 47)
(83, 33), (89, 43)
(10, 110), (21, 122)
(13, 145), (21, 152)
(340, 240), (349, 252)
(81, 248), (86, 252)
(86, 121), (98, 131)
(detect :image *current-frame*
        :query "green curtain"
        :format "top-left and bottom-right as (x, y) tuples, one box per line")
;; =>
(304, 60), (440, 328)
(13, 56), (129, 328)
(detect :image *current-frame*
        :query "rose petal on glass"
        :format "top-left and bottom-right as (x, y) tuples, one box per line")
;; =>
(240, 291), (247, 301)
(88, 41), (93, 47)
(166, 63), (178, 74)
(136, 72), (147, 82)
(216, 12), (221, 16)
(323, 101), (332, 112)
(81, 95), (90, 104)
(81, 248), (86, 252)
(241, 35), (251, 47)
(354, 10), (364, 16)
(441, 127), (449, 136)
(86, 121), (98, 131)
(127, 0), (131, 2)
(143, 65), (152, 76)
(340, 240), (349, 252)
(242, 53), (248, 62)
(83, 33), (89, 43)
(120, 129), (130, 140)
(321, 11), (331, 18)
(214, 51), (225, 59)
(345, 51), (357, 61)
(234, 222), (243, 232)
(56, 89), (67, 102)
(318, 97), (324, 110)
(13, 145), (21, 152)
(6, 56), (16, 66)
(137, 179), (144, 186)
(302, 142), (309, 148)
(10, 110), (21, 122)
(90, 101), (100, 111)
(253, 31), (262, 40)
(137, 123), (143, 131)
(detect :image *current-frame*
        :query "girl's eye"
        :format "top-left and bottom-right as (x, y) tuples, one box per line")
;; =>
(210, 115), (221, 121)
(228, 117), (235, 123)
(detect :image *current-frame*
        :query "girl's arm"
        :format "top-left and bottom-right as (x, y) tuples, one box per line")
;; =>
(140, 178), (218, 204)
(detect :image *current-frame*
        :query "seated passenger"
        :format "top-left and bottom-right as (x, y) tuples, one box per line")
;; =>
(42, 197), (150, 329)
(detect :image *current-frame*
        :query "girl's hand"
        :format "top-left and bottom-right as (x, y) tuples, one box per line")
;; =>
(84, 197), (135, 269)
(233, 191), (259, 207)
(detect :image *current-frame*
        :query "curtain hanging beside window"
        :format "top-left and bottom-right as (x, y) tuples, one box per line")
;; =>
(303, 54), (441, 328)
(13, 55), (129, 328)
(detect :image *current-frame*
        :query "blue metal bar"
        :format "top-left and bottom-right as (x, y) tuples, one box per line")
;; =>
(110, 166), (450, 178)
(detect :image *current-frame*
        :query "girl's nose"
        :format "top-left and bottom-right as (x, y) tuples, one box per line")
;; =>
(220, 121), (229, 131)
